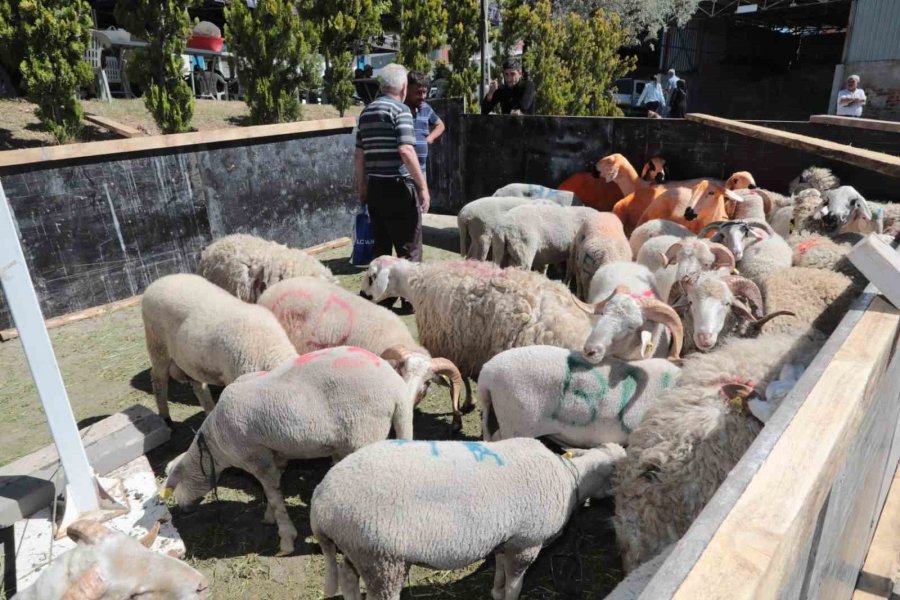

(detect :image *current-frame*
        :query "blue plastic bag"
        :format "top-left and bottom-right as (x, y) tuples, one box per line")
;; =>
(351, 205), (375, 266)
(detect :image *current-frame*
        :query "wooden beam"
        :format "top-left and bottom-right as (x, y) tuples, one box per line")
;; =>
(686, 113), (900, 179)
(0, 116), (357, 170)
(0, 295), (141, 342)
(848, 234), (900, 310)
(811, 114), (900, 134)
(671, 296), (900, 600)
(0, 236), (349, 341)
(83, 114), (145, 138)
(853, 465), (900, 599)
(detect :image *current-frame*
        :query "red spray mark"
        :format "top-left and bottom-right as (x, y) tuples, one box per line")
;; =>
(293, 349), (330, 366)
(257, 371), (269, 377)
(630, 289), (656, 300)
(332, 346), (382, 369)
(270, 289), (313, 315)
(306, 294), (354, 350)
(796, 238), (824, 256)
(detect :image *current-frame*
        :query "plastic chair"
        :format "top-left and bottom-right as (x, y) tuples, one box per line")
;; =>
(197, 71), (227, 101)
(85, 32), (111, 101)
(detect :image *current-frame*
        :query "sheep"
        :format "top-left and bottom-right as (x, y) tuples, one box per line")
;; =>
(789, 231), (864, 281)
(613, 332), (823, 572)
(198, 233), (335, 302)
(629, 218), (693, 257)
(141, 273), (298, 420)
(770, 188), (827, 238)
(310, 438), (625, 600)
(636, 236), (735, 301)
(257, 276), (465, 430)
(491, 183), (579, 205)
(605, 545), (674, 600)
(700, 219), (793, 287)
(789, 166), (839, 195)
(490, 204), (598, 270)
(584, 263), (685, 363)
(813, 185), (900, 237)
(161, 345), (418, 556)
(640, 156), (669, 184)
(759, 267), (863, 338)
(478, 346), (681, 447)
(14, 519), (208, 600)
(565, 211), (632, 299)
(361, 258), (684, 410)
(457, 196), (533, 259)
(644, 179), (747, 234)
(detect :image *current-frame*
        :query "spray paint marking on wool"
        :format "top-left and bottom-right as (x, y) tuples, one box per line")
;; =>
(390, 440), (505, 466)
(271, 290), (355, 349)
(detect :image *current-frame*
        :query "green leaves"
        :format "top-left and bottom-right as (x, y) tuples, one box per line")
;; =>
(115, 0), (199, 133)
(225, 0), (318, 124)
(17, 0), (93, 143)
(445, 0), (479, 109)
(398, 0), (447, 74)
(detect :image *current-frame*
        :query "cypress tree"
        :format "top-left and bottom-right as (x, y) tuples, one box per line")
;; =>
(398, 0), (447, 74)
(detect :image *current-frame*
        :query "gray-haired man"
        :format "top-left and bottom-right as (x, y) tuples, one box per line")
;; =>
(355, 63), (429, 311)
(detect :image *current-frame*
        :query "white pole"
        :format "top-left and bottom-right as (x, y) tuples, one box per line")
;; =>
(0, 181), (99, 513)
(480, 0), (490, 103)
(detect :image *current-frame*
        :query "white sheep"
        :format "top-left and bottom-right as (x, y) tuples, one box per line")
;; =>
(161, 345), (418, 556)
(636, 236), (735, 301)
(491, 204), (598, 270)
(478, 346), (681, 446)
(310, 438), (625, 600)
(492, 183), (579, 205)
(788, 166), (839, 195)
(701, 219), (792, 286)
(198, 233), (336, 302)
(628, 219), (693, 257)
(257, 276), (465, 430)
(457, 196), (533, 259)
(789, 231), (864, 281)
(584, 262), (685, 363)
(566, 211), (632, 299)
(613, 332), (823, 571)
(361, 258), (683, 409)
(141, 273), (298, 420)
(13, 519), (208, 600)
(812, 185), (900, 237)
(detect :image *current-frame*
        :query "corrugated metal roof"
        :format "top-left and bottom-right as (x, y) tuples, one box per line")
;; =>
(846, 0), (900, 62)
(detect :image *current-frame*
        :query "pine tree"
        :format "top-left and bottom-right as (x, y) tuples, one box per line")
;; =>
(398, 0), (447, 74)
(18, 0), (94, 143)
(446, 0), (479, 109)
(308, 0), (387, 117)
(225, 0), (320, 124)
(115, 0), (199, 133)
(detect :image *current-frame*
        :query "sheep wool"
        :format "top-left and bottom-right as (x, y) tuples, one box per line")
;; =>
(310, 438), (625, 600)
(198, 233), (335, 302)
(478, 346), (681, 446)
(760, 266), (862, 338)
(457, 196), (532, 259)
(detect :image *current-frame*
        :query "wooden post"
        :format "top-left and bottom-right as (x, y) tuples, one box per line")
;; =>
(480, 0), (490, 103)
(848, 234), (900, 309)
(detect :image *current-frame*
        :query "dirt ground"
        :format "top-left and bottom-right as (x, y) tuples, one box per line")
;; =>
(0, 243), (625, 599)
(0, 98), (362, 150)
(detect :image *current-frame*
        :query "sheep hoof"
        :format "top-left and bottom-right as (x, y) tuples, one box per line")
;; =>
(450, 419), (463, 436)
(460, 403), (476, 415)
(276, 544), (295, 557)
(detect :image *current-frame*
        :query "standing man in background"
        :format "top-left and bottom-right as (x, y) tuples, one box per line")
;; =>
(836, 74), (866, 117)
(481, 57), (536, 115)
(355, 63), (429, 312)
(404, 71), (445, 178)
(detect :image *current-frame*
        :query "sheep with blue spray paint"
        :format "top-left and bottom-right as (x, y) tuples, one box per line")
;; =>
(478, 346), (681, 447)
(310, 438), (625, 600)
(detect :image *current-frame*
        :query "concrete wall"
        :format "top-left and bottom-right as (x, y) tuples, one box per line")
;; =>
(0, 125), (356, 329)
(425, 98), (465, 213)
(461, 115), (900, 203)
(830, 60), (900, 122)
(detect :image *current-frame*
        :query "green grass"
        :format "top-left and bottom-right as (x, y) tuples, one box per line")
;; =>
(0, 242), (624, 599)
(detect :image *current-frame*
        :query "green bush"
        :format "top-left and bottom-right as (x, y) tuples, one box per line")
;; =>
(398, 0), (447, 74)
(226, 0), (320, 125)
(17, 0), (93, 143)
(115, 0), (198, 133)
(308, 0), (387, 117)
(445, 0), (479, 110)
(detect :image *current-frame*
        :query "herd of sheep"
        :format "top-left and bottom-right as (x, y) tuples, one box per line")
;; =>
(19, 156), (895, 599)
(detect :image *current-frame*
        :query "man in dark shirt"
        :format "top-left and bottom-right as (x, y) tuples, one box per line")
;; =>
(481, 57), (536, 115)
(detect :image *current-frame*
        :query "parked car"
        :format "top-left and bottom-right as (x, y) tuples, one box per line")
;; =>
(613, 77), (649, 108)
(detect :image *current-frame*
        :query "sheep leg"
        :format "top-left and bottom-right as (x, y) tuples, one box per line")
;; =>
(244, 456), (297, 556)
(339, 557), (362, 600)
(190, 381), (216, 414)
(145, 325), (171, 421)
(461, 378), (475, 413)
(357, 559), (407, 600)
(503, 545), (540, 600)
(473, 234), (492, 261)
(491, 551), (508, 600)
(318, 534), (340, 597)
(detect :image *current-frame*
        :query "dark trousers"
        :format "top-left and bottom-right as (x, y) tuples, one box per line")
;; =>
(366, 175), (423, 262)
(643, 101), (661, 112)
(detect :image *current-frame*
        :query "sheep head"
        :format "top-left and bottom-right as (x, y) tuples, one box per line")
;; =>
(582, 285), (683, 364)
(726, 171), (757, 190)
(361, 256), (411, 302)
(35, 520), (209, 600)
(684, 181), (743, 222)
(641, 157), (668, 184)
(161, 442), (218, 511)
(381, 345), (464, 432)
(703, 220), (773, 261)
(596, 153), (629, 183)
(815, 186), (881, 233)
(662, 239), (735, 284)
(569, 443), (627, 499)
(676, 272), (763, 352)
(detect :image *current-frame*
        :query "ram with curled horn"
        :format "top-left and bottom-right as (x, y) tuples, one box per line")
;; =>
(381, 344), (465, 431)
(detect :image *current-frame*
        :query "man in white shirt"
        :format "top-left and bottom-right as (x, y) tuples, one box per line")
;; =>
(836, 74), (866, 117)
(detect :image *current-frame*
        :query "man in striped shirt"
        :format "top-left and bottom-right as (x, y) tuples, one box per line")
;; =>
(404, 70), (445, 176)
(355, 63), (430, 271)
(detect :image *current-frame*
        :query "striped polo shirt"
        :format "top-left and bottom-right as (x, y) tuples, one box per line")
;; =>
(411, 102), (439, 174)
(356, 95), (416, 178)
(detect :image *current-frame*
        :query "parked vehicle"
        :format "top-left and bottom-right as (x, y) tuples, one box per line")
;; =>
(613, 77), (649, 108)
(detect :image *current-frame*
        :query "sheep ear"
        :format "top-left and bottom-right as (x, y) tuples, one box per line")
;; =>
(63, 565), (110, 600)
(67, 520), (112, 545)
(749, 227), (769, 240)
(371, 268), (392, 301)
(813, 203), (829, 218)
(724, 189), (743, 203)
(731, 299), (756, 321)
